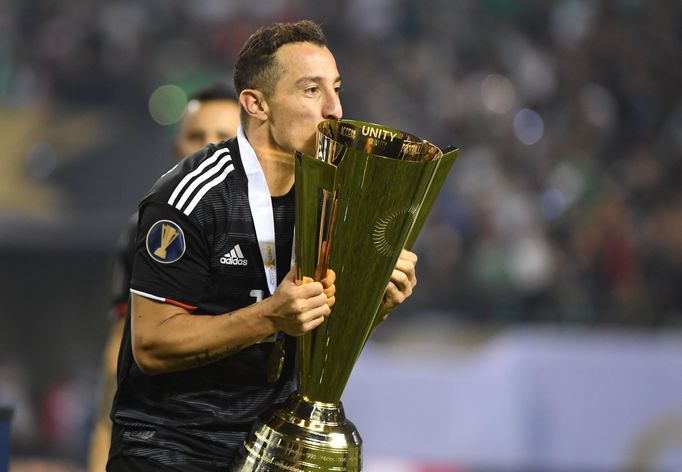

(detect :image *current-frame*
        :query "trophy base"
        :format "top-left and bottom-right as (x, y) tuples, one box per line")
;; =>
(233, 392), (362, 471)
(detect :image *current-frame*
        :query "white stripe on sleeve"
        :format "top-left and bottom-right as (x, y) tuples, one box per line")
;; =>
(182, 164), (235, 215)
(167, 149), (230, 206)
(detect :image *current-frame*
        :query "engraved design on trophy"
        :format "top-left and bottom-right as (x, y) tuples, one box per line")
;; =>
(235, 119), (459, 471)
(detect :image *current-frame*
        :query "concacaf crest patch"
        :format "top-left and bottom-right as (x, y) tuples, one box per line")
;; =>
(146, 220), (186, 264)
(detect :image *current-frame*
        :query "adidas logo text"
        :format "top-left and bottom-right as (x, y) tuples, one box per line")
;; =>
(220, 244), (248, 266)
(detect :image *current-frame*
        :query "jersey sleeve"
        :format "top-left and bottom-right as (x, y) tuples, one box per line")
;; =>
(130, 201), (211, 310)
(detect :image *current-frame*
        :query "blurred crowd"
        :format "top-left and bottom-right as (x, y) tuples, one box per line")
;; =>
(2, 0), (682, 466)
(3, 0), (681, 321)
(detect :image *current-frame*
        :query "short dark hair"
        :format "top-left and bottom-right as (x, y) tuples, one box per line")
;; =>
(188, 82), (237, 102)
(233, 20), (327, 98)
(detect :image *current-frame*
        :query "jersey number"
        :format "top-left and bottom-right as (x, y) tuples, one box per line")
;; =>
(250, 289), (264, 303)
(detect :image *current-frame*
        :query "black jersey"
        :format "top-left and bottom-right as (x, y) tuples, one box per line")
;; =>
(109, 136), (296, 470)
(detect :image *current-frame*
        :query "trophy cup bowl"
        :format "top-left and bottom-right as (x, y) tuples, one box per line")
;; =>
(234, 120), (458, 471)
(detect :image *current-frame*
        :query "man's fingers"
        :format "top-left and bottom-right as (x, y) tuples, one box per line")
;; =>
(384, 280), (406, 305)
(296, 304), (331, 327)
(296, 275), (315, 286)
(321, 268), (336, 287)
(389, 269), (414, 297)
(301, 314), (327, 333)
(374, 250), (419, 325)
(294, 280), (324, 298)
(399, 249), (418, 263)
(297, 292), (329, 312)
(395, 258), (416, 277)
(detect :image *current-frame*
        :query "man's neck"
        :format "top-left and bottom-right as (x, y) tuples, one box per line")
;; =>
(243, 125), (295, 197)
(255, 150), (295, 197)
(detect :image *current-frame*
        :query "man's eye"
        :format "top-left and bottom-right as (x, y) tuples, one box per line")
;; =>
(305, 86), (320, 95)
(334, 85), (343, 95)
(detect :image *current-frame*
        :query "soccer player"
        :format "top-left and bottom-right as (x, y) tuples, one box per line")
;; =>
(107, 20), (418, 471)
(87, 83), (241, 472)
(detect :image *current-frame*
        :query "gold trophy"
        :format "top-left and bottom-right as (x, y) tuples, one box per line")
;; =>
(235, 120), (459, 471)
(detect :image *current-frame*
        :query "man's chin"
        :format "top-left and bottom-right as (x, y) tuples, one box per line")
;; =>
(297, 141), (317, 157)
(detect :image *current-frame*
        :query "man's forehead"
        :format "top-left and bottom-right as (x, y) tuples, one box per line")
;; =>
(275, 43), (339, 80)
(276, 42), (335, 65)
(276, 40), (328, 54)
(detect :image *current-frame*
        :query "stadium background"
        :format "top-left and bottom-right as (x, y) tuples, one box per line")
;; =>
(1, 0), (681, 470)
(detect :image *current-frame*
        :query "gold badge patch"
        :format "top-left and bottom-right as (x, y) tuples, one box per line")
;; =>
(146, 220), (186, 263)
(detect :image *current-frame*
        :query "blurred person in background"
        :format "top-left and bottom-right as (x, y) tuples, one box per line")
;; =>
(87, 82), (241, 472)
(107, 20), (417, 471)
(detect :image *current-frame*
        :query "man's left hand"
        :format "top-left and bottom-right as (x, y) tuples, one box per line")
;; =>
(378, 249), (418, 322)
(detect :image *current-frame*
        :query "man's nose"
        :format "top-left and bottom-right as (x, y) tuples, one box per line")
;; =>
(323, 90), (343, 120)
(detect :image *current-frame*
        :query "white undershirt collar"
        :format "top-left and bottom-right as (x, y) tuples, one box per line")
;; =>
(237, 126), (278, 295)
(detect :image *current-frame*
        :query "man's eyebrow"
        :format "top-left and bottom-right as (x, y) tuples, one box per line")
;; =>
(295, 76), (342, 86)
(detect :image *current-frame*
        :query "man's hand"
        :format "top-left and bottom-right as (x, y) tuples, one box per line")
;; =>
(268, 267), (336, 336)
(378, 249), (418, 323)
(320, 268), (336, 308)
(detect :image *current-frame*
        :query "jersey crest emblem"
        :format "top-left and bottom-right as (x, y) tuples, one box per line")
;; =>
(146, 220), (186, 264)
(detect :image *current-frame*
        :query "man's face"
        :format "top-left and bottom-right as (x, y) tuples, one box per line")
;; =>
(174, 99), (241, 159)
(266, 42), (343, 156)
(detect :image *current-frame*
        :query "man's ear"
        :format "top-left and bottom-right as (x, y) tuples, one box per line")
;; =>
(239, 89), (269, 122)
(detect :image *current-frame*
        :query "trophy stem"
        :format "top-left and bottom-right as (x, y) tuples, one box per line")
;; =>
(234, 392), (362, 471)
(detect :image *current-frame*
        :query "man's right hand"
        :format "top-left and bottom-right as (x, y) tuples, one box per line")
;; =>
(130, 269), (336, 374)
(267, 267), (336, 336)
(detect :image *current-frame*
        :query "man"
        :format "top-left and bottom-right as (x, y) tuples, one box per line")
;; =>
(173, 84), (241, 159)
(107, 20), (417, 471)
(87, 83), (241, 472)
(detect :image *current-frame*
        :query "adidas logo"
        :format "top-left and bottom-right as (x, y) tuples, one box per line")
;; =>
(220, 244), (248, 266)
